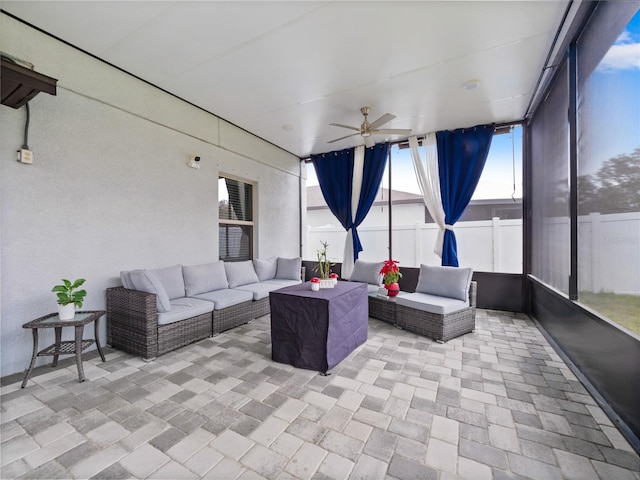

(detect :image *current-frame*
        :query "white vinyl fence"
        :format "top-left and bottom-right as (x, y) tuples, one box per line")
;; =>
(306, 212), (640, 294)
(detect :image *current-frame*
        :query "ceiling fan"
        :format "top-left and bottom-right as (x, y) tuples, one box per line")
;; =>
(328, 106), (412, 147)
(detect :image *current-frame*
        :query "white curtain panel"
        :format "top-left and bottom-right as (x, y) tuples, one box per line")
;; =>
(342, 145), (365, 279)
(409, 134), (449, 258)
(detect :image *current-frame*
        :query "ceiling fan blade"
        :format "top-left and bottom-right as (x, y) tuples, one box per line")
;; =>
(327, 133), (359, 143)
(368, 113), (396, 130)
(364, 137), (375, 148)
(371, 128), (413, 135)
(329, 123), (360, 132)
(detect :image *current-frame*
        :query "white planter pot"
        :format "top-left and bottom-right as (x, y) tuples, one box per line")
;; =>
(58, 303), (76, 320)
(319, 279), (334, 289)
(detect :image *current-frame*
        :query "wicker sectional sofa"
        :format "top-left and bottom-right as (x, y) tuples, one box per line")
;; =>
(368, 264), (477, 343)
(396, 265), (476, 342)
(106, 257), (302, 360)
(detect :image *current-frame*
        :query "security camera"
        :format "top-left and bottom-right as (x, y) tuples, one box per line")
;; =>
(188, 155), (201, 169)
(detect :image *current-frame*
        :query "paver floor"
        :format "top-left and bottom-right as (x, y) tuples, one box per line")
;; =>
(1, 309), (638, 479)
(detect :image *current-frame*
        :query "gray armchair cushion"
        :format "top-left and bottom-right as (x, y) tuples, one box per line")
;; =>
(224, 260), (260, 288)
(254, 257), (278, 281)
(396, 292), (469, 315)
(183, 262), (228, 296)
(149, 264), (185, 300)
(349, 260), (384, 286)
(276, 257), (301, 281)
(130, 269), (171, 313)
(415, 265), (473, 301)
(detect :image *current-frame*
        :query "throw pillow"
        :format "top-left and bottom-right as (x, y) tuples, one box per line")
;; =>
(224, 260), (260, 288)
(120, 270), (134, 289)
(183, 262), (229, 296)
(349, 260), (384, 286)
(415, 264), (473, 301)
(130, 270), (171, 313)
(149, 264), (185, 300)
(254, 257), (278, 282)
(276, 257), (302, 280)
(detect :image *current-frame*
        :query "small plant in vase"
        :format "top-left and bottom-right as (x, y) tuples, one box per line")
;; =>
(314, 241), (335, 288)
(380, 260), (402, 297)
(52, 278), (87, 320)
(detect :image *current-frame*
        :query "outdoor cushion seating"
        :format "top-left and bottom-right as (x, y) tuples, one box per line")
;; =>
(106, 257), (302, 360)
(348, 259), (384, 294)
(395, 265), (476, 342)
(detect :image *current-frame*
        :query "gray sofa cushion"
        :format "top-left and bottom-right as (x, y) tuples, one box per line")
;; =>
(415, 265), (473, 301)
(396, 292), (469, 315)
(130, 270), (171, 313)
(276, 257), (301, 281)
(225, 260), (259, 288)
(183, 262), (228, 296)
(349, 260), (384, 286)
(192, 289), (253, 310)
(262, 279), (301, 288)
(150, 264), (185, 300)
(254, 257), (278, 281)
(157, 297), (214, 326)
(234, 282), (278, 301)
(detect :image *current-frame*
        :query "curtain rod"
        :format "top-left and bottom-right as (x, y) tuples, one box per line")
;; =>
(303, 119), (523, 162)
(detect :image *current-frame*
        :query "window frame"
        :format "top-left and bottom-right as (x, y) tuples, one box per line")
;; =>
(218, 174), (256, 262)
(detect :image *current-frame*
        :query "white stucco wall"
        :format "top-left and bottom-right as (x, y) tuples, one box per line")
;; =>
(0, 15), (302, 377)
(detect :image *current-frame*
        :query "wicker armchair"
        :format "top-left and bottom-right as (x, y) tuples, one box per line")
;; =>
(395, 281), (477, 343)
(106, 287), (212, 360)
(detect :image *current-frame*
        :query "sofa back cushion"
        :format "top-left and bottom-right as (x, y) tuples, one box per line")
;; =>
(254, 257), (278, 282)
(349, 260), (384, 286)
(149, 264), (185, 300)
(129, 270), (171, 313)
(276, 257), (301, 281)
(225, 260), (260, 288)
(183, 262), (228, 296)
(415, 265), (473, 301)
(120, 270), (134, 289)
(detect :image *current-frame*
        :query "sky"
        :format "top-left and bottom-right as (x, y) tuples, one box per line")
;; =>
(581, 9), (640, 175)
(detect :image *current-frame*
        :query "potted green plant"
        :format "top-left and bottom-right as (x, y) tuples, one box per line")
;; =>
(380, 259), (402, 297)
(313, 241), (335, 288)
(52, 278), (87, 320)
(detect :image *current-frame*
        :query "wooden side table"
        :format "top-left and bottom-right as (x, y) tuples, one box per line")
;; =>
(21, 310), (106, 388)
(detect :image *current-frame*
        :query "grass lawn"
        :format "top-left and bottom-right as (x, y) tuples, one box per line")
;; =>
(579, 291), (640, 335)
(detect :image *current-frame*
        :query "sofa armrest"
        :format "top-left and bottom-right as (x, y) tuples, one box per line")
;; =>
(106, 286), (158, 360)
(469, 281), (477, 308)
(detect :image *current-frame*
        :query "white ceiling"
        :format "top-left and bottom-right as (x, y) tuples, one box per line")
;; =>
(2, 1), (570, 158)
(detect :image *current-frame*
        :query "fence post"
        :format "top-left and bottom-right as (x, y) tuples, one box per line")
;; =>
(492, 217), (501, 272)
(590, 212), (601, 293)
(415, 221), (421, 266)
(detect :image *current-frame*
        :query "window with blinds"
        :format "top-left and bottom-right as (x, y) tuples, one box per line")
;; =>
(219, 176), (254, 261)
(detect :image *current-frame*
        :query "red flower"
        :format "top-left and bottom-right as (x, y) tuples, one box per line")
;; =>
(380, 259), (402, 285)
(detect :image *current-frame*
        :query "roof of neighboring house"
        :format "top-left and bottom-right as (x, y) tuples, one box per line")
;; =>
(307, 185), (523, 210)
(307, 186), (423, 209)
